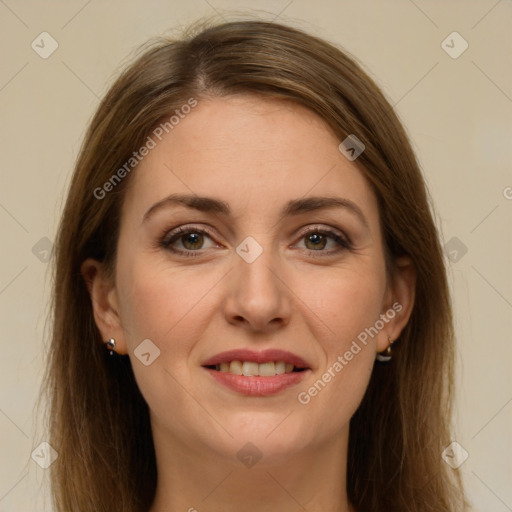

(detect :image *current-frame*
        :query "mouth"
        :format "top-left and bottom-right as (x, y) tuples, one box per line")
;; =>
(205, 360), (308, 376)
(201, 349), (311, 396)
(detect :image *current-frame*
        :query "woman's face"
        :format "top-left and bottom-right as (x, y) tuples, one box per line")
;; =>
(88, 94), (414, 467)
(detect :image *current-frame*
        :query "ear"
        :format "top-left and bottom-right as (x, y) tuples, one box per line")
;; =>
(80, 258), (128, 355)
(376, 255), (417, 353)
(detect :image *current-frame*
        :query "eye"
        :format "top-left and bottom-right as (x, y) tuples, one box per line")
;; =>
(159, 224), (352, 258)
(295, 226), (352, 256)
(160, 225), (218, 257)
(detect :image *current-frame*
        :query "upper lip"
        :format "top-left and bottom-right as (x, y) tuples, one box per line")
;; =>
(202, 349), (310, 369)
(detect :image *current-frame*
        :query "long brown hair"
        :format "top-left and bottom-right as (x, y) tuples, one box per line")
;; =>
(40, 17), (469, 511)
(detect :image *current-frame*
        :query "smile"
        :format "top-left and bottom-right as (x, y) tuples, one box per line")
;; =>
(208, 360), (306, 377)
(201, 349), (311, 396)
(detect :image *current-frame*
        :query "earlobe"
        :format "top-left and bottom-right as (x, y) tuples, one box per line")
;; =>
(377, 255), (417, 353)
(80, 258), (128, 355)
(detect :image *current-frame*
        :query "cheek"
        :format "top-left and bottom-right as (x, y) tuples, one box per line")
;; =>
(292, 265), (384, 431)
(297, 262), (386, 348)
(116, 256), (223, 351)
(114, 260), (221, 419)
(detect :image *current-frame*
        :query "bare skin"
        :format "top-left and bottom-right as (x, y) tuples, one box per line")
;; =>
(83, 94), (415, 512)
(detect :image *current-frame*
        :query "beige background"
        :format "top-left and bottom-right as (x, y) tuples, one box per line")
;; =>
(1, 0), (511, 510)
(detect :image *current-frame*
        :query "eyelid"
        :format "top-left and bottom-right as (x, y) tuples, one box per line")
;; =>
(294, 224), (351, 245)
(160, 223), (218, 246)
(158, 225), (219, 259)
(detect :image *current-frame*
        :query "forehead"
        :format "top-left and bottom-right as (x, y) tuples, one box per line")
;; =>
(122, 94), (379, 226)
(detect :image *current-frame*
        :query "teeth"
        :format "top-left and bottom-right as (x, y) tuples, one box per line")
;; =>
(258, 362), (275, 376)
(242, 361), (259, 376)
(216, 360), (299, 376)
(275, 361), (286, 375)
(229, 360), (243, 375)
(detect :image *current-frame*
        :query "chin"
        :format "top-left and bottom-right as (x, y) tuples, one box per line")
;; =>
(202, 412), (316, 466)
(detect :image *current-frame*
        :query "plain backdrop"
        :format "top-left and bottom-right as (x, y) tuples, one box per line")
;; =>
(0, 1), (511, 510)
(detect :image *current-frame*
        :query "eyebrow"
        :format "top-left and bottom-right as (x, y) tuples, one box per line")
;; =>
(142, 193), (369, 229)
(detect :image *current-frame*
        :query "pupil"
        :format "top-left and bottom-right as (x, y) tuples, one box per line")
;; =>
(184, 233), (202, 249)
(307, 233), (326, 250)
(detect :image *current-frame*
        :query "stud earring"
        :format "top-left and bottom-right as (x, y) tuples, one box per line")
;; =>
(376, 336), (395, 362)
(104, 338), (116, 356)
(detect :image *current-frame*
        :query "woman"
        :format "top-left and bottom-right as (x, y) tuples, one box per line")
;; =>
(41, 18), (469, 511)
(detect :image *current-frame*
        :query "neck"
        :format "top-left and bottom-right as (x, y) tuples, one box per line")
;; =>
(148, 419), (354, 512)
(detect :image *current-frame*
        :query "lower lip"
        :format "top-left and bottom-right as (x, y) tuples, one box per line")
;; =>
(204, 368), (310, 396)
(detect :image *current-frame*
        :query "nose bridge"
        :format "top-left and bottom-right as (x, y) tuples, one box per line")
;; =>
(236, 236), (282, 300)
(226, 235), (291, 330)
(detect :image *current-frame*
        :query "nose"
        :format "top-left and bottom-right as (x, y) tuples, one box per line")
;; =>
(223, 246), (292, 334)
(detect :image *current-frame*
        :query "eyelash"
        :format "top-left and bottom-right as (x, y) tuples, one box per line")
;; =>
(159, 224), (352, 258)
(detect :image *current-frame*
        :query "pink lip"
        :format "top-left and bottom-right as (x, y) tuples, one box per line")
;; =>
(201, 349), (310, 368)
(204, 367), (310, 396)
